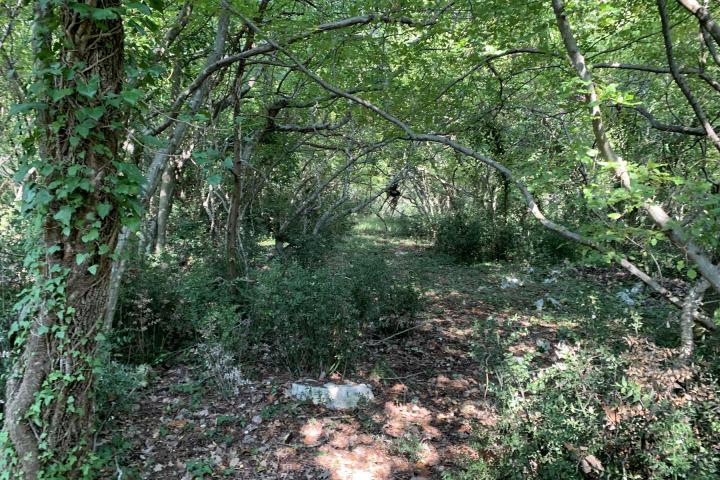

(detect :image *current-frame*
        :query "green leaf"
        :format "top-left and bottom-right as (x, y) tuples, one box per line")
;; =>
(688, 269), (697, 280)
(88, 265), (98, 275)
(81, 229), (99, 243)
(76, 253), (89, 265)
(86, 106), (105, 121)
(97, 202), (112, 219)
(607, 212), (621, 220)
(76, 77), (99, 98)
(148, 0), (165, 11)
(10, 102), (44, 115)
(50, 88), (74, 102)
(53, 206), (74, 227)
(120, 89), (143, 105)
(207, 174), (223, 185)
(91, 7), (118, 20)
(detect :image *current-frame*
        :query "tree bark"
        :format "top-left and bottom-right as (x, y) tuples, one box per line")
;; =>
(3, 1), (125, 477)
(155, 160), (176, 253)
(681, 279), (710, 359)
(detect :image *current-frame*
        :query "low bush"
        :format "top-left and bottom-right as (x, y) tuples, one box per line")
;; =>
(435, 212), (519, 263)
(112, 253), (237, 364)
(247, 262), (360, 374)
(348, 254), (422, 335)
(238, 253), (424, 374)
(389, 215), (434, 239)
(95, 361), (150, 418)
(458, 338), (720, 479)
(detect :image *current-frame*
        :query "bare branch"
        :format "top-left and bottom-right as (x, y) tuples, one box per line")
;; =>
(677, 0), (720, 46)
(658, 0), (720, 152)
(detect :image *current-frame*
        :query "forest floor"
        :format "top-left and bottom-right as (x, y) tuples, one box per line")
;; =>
(102, 227), (683, 479)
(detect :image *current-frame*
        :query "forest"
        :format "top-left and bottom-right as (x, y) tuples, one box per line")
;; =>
(1, 0), (720, 478)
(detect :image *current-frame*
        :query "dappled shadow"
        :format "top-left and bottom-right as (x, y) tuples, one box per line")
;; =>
(102, 231), (660, 479)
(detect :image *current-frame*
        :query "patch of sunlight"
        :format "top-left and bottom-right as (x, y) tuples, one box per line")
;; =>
(257, 236), (275, 247)
(316, 445), (409, 480)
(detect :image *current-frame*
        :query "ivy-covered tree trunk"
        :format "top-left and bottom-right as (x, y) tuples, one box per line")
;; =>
(2, 1), (125, 477)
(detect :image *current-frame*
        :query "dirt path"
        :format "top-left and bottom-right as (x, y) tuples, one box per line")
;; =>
(102, 231), (637, 479)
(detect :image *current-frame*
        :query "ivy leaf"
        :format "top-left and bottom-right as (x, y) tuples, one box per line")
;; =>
(76, 77), (99, 98)
(76, 119), (94, 138)
(88, 265), (98, 275)
(10, 102), (44, 115)
(688, 269), (698, 280)
(81, 229), (99, 243)
(120, 89), (143, 105)
(207, 174), (223, 185)
(76, 253), (89, 265)
(50, 88), (74, 102)
(97, 202), (112, 219)
(87, 106), (105, 121)
(53, 206), (74, 227)
(91, 7), (118, 20)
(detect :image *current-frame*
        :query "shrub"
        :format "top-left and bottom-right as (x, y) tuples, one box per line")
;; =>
(460, 340), (720, 479)
(347, 254), (422, 335)
(389, 215), (434, 239)
(435, 212), (519, 263)
(238, 251), (424, 374)
(526, 224), (581, 263)
(247, 262), (360, 374)
(95, 361), (150, 417)
(112, 253), (238, 364)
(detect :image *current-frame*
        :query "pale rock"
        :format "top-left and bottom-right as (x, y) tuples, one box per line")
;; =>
(289, 382), (374, 410)
(500, 275), (524, 289)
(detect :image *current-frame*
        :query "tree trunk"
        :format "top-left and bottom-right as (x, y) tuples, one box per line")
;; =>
(155, 160), (176, 253)
(103, 3), (230, 328)
(3, 1), (125, 477)
(226, 169), (243, 279)
(681, 280), (710, 359)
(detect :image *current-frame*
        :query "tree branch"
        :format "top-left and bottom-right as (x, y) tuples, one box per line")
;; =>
(553, 0), (720, 299)
(627, 105), (709, 136)
(234, 7), (716, 327)
(148, 11), (451, 137)
(677, 0), (720, 46)
(593, 62), (720, 94)
(658, 0), (720, 152)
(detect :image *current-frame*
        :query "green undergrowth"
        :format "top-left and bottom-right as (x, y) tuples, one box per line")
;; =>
(356, 220), (720, 479)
